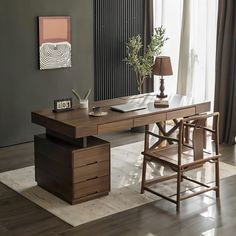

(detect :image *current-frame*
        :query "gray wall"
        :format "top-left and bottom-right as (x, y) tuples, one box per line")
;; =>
(0, 0), (94, 147)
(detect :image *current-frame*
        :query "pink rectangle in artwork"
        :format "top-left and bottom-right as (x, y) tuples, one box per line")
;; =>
(39, 16), (71, 45)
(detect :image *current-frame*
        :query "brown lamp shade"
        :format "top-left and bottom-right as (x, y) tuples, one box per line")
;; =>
(153, 56), (173, 76)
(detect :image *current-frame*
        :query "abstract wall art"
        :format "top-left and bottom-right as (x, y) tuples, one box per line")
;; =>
(39, 16), (71, 70)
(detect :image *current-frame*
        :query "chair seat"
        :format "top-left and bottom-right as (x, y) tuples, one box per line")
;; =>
(143, 145), (217, 169)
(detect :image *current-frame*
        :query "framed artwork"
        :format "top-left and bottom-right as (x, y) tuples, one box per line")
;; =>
(38, 16), (71, 70)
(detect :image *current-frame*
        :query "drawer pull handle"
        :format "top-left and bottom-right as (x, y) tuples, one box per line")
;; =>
(86, 161), (98, 166)
(80, 191), (98, 198)
(87, 176), (98, 181)
(87, 191), (98, 196)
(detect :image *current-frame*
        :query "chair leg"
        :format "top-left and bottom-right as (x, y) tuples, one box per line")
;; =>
(184, 121), (190, 144)
(180, 173), (184, 182)
(203, 118), (207, 149)
(141, 157), (147, 194)
(215, 159), (220, 198)
(176, 170), (181, 212)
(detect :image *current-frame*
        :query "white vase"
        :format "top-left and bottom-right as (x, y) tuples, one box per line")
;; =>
(79, 99), (88, 109)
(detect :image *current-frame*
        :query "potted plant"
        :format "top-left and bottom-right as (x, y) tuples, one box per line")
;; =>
(124, 26), (168, 94)
(72, 89), (91, 108)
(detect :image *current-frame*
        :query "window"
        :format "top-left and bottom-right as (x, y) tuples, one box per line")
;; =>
(154, 0), (218, 108)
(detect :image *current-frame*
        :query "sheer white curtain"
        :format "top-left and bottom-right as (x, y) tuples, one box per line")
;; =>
(153, 0), (183, 96)
(154, 0), (218, 106)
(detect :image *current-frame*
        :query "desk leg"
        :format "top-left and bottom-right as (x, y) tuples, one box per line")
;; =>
(160, 121), (165, 147)
(83, 137), (87, 148)
(156, 121), (167, 147)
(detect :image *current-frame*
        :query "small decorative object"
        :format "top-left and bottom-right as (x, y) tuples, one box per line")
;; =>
(124, 26), (168, 94)
(72, 89), (91, 109)
(53, 98), (73, 112)
(154, 100), (169, 108)
(93, 106), (102, 114)
(79, 100), (88, 109)
(39, 16), (71, 70)
(88, 111), (108, 117)
(89, 107), (108, 117)
(153, 56), (173, 106)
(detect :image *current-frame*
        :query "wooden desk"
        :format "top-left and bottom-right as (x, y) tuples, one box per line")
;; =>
(32, 94), (210, 138)
(32, 94), (210, 204)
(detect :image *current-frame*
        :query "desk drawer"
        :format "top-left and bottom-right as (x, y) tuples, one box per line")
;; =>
(98, 119), (133, 133)
(73, 145), (110, 168)
(73, 161), (109, 183)
(167, 107), (195, 120)
(74, 176), (110, 199)
(134, 113), (166, 126)
(196, 102), (210, 114)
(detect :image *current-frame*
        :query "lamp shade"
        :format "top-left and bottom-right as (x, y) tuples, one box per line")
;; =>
(153, 56), (173, 76)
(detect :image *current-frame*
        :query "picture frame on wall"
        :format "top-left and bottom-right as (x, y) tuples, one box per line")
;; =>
(38, 16), (72, 70)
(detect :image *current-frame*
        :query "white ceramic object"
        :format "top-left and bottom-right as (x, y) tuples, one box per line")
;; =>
(88, 111), (108, 117)
(79, 99), (88, 109)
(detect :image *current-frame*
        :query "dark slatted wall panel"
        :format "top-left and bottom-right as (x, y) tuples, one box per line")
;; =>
(94, 0), (144, 100)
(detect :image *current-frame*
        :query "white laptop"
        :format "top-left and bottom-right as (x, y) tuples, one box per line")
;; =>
(111, 102), (146, 112)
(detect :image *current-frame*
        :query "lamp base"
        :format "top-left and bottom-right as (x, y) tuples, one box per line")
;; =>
(157, 77), (168, 99)
(156, 94), (168, 99)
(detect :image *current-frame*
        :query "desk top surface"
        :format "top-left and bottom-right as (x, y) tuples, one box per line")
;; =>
(32, 93), (210, 138)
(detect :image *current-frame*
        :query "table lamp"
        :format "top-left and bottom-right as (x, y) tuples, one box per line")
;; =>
(153, 56), (173, 102)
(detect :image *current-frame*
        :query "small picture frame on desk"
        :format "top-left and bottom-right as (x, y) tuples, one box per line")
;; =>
(53, 98), (73, 112)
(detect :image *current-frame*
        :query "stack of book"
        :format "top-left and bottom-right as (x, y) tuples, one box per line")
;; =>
(154, 99), (169, 108)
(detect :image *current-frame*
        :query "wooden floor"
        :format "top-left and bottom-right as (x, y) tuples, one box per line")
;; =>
(0, 131), (236, 236)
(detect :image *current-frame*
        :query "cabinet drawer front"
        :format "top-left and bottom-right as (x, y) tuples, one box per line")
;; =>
(74, 161), (109, 183)
(167, 107), (196, 120)
(134, 113), (166, 126)
(98, 119), (133, 134)
(73, 145), (110, 168)
(74, 176), (110, 199)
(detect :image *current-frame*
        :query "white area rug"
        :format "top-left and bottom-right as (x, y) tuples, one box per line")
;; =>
(0, 141), (236, 227)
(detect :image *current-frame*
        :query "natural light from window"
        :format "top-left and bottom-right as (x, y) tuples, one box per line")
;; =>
(153, 0), (218, 110)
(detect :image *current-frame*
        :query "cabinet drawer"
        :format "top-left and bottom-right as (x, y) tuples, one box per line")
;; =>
(134, 113), (166, 126)
(98, 119), (133, 134)
(167, 107), (195, 120)
(74, 176), (110, 199)
(73, 161), (109, 183)
(73, 145), (110, 168)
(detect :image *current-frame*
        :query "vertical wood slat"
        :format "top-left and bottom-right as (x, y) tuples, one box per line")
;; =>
(94, 0), (144, 100)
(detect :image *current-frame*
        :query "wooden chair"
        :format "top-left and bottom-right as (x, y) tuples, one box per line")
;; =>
(141, 112), (220, 212)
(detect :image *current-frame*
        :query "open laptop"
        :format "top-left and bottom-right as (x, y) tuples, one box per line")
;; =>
(111, 102), (146, 112)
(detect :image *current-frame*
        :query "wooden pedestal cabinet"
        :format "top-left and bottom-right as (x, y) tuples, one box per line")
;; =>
(34, 134), (110, 204)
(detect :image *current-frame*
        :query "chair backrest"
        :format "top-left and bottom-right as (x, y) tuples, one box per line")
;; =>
(145, 112), (220, 166)
(180, 112), (220, 165)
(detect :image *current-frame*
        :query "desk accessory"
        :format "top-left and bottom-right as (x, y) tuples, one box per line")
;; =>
(89, 111), (108, 117)
(153, 56), (173, 106)
(110, 102), (146, 112)
(154, 100), (169, 108)
(72, 89), (91, 109)
(53, 98), (73, 112)
(93, 106), (101, 114)
(89, 106), (107, 116)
